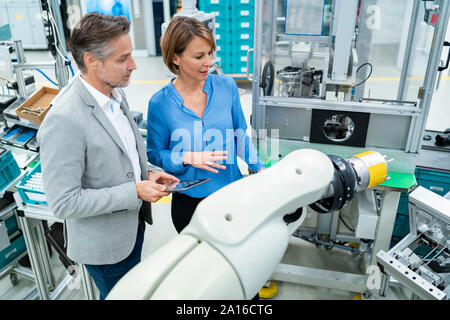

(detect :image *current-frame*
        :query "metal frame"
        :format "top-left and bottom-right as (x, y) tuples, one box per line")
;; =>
(407, 0), (450, 153)
(15, 203), (96, 300)
(0, 202), (37, 299)
(272, 263), (368, 293)
(397, 0), (421, 102)
(12, 39), (69, 98)
(376, 186), (449, 300)
(270, 188), (404, 295)
(377, 248), (446, 300)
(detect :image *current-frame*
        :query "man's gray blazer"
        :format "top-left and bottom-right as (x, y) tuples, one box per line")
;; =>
(37, 76), (152, 265)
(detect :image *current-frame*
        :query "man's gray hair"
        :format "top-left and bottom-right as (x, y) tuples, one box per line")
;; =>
(69, 13), (130, 73)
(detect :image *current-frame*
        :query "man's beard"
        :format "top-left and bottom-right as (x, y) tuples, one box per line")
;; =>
(104, 76), (130, 88)
(99, 70), (131, 88)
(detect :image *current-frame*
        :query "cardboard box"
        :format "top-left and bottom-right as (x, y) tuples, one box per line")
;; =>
(15, 87), (59, 125)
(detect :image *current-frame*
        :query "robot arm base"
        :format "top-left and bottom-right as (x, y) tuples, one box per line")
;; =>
(107, 235), (244, 300)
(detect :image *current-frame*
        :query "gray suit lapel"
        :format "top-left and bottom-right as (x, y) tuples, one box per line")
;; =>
(118, 96), (148, 180)
(119, 97), (143, 153)
(74, 77), (128, 155)
(92, 105), (128, 155)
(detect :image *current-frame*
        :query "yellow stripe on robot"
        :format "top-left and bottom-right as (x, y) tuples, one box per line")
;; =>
(352, 151), (388, 188)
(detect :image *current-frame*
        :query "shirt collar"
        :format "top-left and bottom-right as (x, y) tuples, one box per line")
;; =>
(79, 75), (121, 109)
(168, 74), (211, 105)
(110, 89), (122, 105)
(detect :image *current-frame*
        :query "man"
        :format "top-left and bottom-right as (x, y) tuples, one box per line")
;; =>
(37, 13), (179, 300)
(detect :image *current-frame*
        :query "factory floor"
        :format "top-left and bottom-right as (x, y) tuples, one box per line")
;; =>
(0, 48), (447, 301)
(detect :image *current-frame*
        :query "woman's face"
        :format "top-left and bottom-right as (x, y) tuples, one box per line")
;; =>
(173, 36), (213, 82)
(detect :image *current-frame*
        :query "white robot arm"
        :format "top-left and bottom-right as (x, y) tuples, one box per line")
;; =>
(107, 148), (388, 299)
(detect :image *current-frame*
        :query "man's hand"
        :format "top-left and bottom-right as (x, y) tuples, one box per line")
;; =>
(136, 180), (170, 203)
(182, 151), (228, 173)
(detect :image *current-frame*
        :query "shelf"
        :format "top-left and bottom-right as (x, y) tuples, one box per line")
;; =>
(376, 172), (417, 193)
(1, 145), (39, 169)
(226, 74), (252, 81)
(0, 203), (17, 220)
(277, 34), (330, 44)
(0, 170), (27, 198)
(4, 116), (39, 131)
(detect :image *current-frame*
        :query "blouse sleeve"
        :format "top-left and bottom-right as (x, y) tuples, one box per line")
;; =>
(147, 96), (188, 174)
(230, 79), (266, 173)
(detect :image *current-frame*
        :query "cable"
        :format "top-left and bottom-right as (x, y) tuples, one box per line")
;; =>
(36, 68), (58, 86)
(66, 56), (75, 77)
(46, 0), (69, 63)
(45, 0), (75, 80)
(355, 62), (373, 87)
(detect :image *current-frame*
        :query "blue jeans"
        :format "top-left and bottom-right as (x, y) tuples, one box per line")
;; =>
(84, 221), (145, 300)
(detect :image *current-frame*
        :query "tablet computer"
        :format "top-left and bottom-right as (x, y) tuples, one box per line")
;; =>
(165, 178), (210, 192)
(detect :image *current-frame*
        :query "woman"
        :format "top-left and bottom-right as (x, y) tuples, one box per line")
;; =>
(147, 16), (265, 233)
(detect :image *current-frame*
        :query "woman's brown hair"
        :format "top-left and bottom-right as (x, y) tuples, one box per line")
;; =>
(160, 16), (216, 74)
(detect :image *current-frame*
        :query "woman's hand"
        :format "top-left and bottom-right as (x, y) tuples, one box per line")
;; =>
(148, 171), (179, 185)
(182, 151), (228, 173)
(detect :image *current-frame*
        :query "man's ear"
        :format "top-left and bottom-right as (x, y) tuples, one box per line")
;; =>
(84, 52), (99, 71)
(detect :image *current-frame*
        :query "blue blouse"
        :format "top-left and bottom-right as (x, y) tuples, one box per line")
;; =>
(147, 74), (265, 198)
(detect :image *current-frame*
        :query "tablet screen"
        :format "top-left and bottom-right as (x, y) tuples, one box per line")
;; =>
(166, 178), (210, 192)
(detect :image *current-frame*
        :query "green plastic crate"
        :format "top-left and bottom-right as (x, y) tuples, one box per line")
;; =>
(0, 149), (21, 191)
(397, 193), (409, 216)
(415, 168), (450, 197)
(0, 233), (26, 270)
(4, 214), (19, 237)
(392, 214), (410, 240)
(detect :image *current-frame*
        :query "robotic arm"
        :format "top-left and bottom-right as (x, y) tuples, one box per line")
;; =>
(107, 148), (388, 299)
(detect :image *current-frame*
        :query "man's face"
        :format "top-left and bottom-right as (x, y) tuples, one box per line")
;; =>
(96, 34), (136, 88)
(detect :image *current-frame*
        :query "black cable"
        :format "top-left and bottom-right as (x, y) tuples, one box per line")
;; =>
(355, 62), (373, 87)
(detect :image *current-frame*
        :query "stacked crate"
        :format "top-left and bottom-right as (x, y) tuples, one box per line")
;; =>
(0, 149), (21, 191)
(0, 214), (27, 271)
(199, 0), (254, 75)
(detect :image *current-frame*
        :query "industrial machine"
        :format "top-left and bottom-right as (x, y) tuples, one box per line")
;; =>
(244, 0), (449, 298)
(377, 186), (449, 300)
(107, 148), (389, 299)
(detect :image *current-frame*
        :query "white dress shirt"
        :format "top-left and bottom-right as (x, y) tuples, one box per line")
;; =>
(79, 76), (142, 187)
